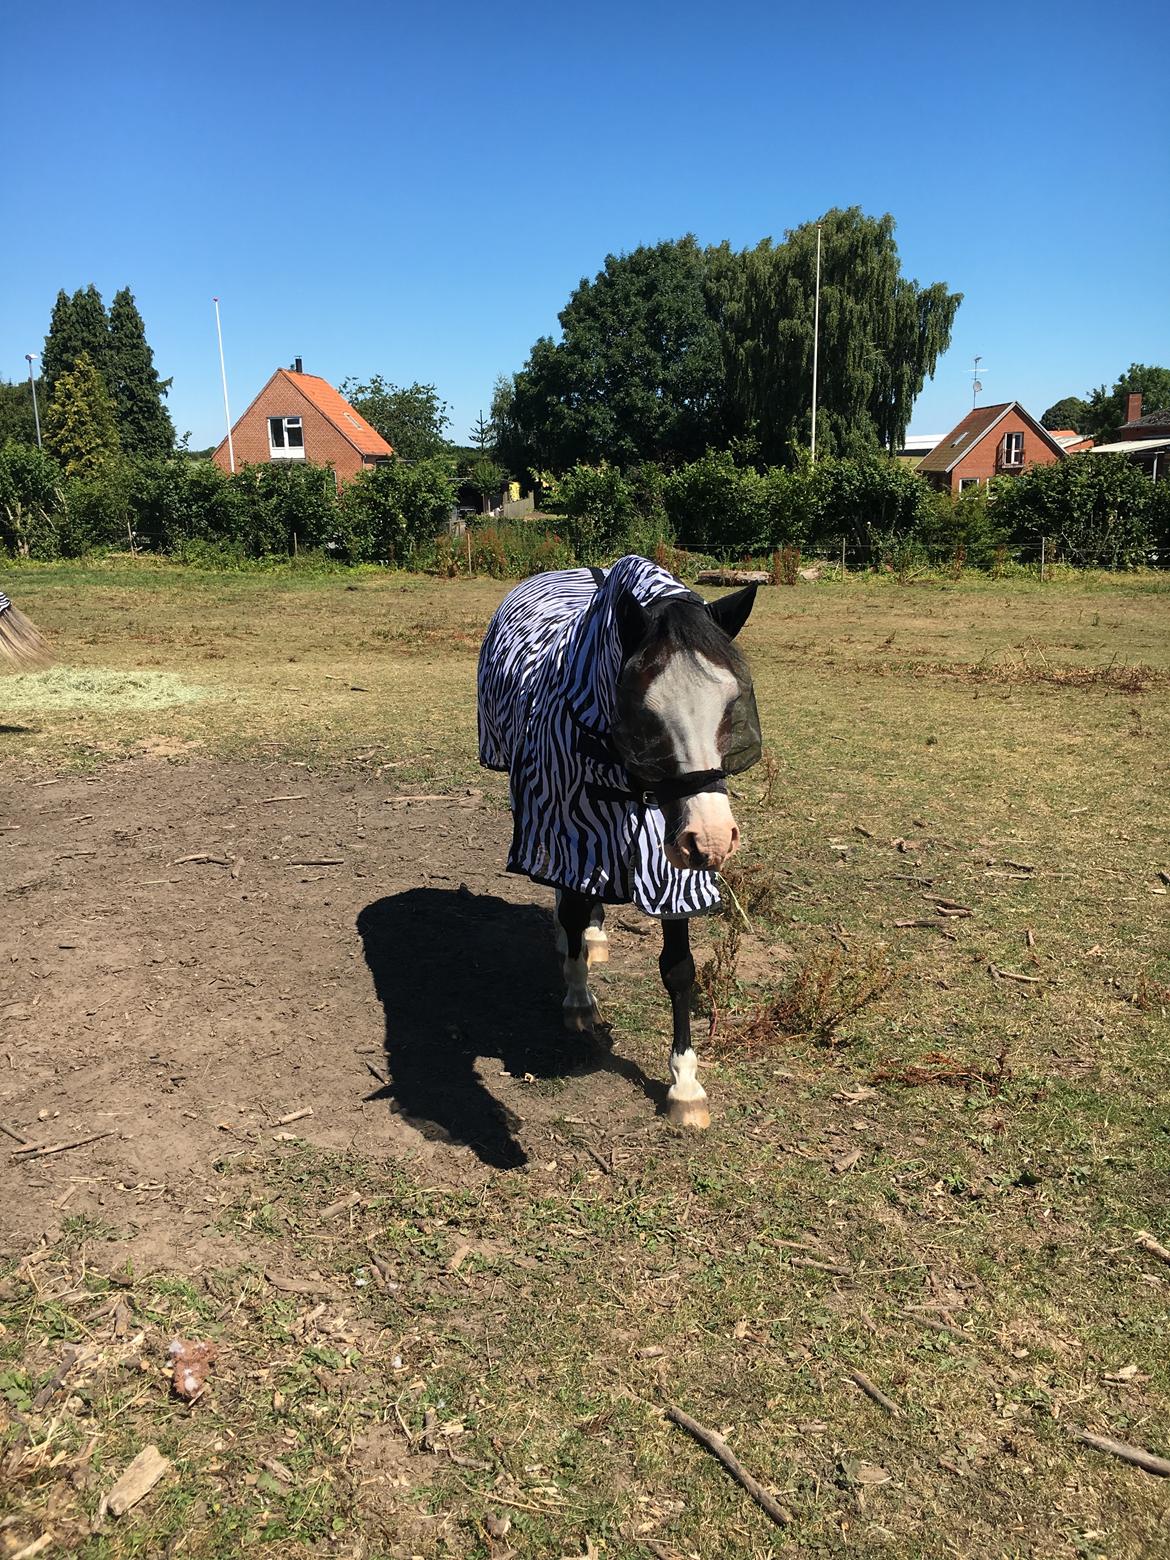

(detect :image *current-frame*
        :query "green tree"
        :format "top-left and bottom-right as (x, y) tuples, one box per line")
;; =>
(0, 440), (63, 557)
(42, 285), (111, 402)
(43, 352), (121, 477)
(0, 377), (43, 445)
(724, 209), (961, 465)
(107, 288), (174, 456)
(468, 457), (505, 513)
(340, 377), (451, 462)
(498, 237), (731, 474)
(1041, 395), (1091, 433)
(470, 409), (495, 453)
(1085, 364), (1170, 440)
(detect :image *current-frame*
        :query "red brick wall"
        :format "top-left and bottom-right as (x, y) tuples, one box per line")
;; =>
(944, 408), (1062, 494)
(212, 371), (365, 482)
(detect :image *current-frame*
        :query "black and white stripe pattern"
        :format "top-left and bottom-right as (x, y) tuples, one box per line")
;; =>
(0, 592), (12, 615)
(478, 556), (722, 918)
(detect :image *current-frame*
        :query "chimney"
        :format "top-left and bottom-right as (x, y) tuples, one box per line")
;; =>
(294, 357), (303, 375)
(1125, 392), (1142, 425)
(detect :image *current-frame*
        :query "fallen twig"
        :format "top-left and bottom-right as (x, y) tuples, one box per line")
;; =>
(665, 1405), (790, 1529)
(989, 964), (1044, 984)
(1, 1121), (28, 1144)
(258, 794), (309, 804)
(1135, 1230), (1170, 1267)
(275, 1107), (313, 1126)
(172, 853), (230, 866)
(287, 859), (343, 867)
(895, 1309), (969, 1341)
(1072, 1430), (1170, 1477)
(12, 1130), (115, 1159)
(847, 1368), (899, 1415)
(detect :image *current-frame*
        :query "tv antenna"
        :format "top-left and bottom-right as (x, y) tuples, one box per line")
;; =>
(971, 355), (985, 406)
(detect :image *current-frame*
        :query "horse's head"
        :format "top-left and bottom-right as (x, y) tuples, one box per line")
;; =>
(611, 583), (760, 873)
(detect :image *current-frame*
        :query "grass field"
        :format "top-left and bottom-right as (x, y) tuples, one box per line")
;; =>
(2, 557), (1169, 1559)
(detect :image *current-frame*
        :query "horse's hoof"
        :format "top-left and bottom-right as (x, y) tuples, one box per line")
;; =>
(667, 1097), (710, 1130)
(563, 1004), (597, 1033)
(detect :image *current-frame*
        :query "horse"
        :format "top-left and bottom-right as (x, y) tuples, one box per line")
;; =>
(477, 554), (761, 1130)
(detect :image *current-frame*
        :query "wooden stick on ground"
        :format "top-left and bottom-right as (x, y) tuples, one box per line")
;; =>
(1, 1122), (28, 1145)
(847, 1368), (900, 1415)
(11, 1130), (115, 1159)
(1073, 1430), (1170, 1477)
(1135, 1230), (1170, 1267)
(665, 1405), (790, 1529)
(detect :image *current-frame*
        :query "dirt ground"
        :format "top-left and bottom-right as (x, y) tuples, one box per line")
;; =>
(2, 758), (696, 1264)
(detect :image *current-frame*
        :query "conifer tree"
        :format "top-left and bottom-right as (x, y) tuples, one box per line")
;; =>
(42, 285), (111, 402)
(108, 288), (174, 456)
(43, 352), (121, 477)
(40, 290), (76, 403)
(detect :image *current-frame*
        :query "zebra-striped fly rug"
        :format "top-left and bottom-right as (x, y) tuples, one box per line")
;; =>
(477, 554), (730, 919)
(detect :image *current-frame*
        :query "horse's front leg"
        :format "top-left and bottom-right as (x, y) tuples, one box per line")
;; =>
(557, 889), (601, 1032)
(661, 917), (709, 1129)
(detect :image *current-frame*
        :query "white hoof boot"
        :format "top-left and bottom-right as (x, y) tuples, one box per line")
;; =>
(584, 927), (609, 965)
(667, 1094), (710, 1130)
(667, 1047), (709, 1130)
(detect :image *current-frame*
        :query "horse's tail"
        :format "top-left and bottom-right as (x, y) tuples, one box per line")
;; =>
(0, 594), (53, 669)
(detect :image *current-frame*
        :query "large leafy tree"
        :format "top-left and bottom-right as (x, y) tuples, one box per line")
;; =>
(108, 288), (174, 456)
(496, 216), (959, 474)
(43, 352), (121, 477)
(1043, 365), (1170, 441)
(498, 237), (731, 474)
(42, 285), (111, 402)
(724, 209), (960, 465)
(340, 376), (451, 462)
(1041, 395), (1091, 432)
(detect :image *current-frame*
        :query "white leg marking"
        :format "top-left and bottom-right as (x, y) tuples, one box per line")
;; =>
(667, 1048), (710, 1129)
(562, 950), (597, 1031)
(584, 903), (608, 964)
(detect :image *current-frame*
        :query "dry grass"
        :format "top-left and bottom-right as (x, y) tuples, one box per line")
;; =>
(3, 558), (1170, 1558)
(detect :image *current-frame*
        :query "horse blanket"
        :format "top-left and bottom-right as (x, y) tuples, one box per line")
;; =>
(477, 555), (723, 918)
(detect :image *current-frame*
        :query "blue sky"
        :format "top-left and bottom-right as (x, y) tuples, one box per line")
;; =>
(3, 0), (1166, 448)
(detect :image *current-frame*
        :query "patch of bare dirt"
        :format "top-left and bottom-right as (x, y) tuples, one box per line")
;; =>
(1, 759), (673, 1265)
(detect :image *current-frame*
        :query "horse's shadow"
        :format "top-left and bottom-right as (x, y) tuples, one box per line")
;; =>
(357, 886), (663, 1169)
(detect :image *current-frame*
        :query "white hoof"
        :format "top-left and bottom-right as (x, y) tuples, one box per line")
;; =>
(667, 1096), (710, 1130)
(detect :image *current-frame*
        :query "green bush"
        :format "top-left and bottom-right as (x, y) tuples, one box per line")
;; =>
(0, 441), (64, 558)
(994, 453), (1155, 567)
(226, 462), (340, 557)
(662, 450), (768, 554)
(557, 464), (640, 562)
(337, 456), (457, 563)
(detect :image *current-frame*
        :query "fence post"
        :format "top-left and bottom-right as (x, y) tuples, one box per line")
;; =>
(840, 536), (846, 579)
(1040, 535), (1045, 583)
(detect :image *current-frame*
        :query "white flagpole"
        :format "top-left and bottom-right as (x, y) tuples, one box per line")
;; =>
(213, 296), (235, 473)
(810, 223), (822, 466)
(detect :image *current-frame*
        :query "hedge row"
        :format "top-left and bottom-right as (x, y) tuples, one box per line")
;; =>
(2, 440), (1167, 573)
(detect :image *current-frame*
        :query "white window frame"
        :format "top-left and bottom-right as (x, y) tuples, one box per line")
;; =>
(1002, 431), (1024, 466)
(268, 414), (306, 460)
(958, 477), (982, 492)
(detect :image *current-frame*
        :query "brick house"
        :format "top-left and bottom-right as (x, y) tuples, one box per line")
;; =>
(916, 402), (1065, 494)
(212, 361), (393, 482)
(1089, 393), (1170, 481)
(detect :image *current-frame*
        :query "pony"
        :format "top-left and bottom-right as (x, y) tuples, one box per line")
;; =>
(477, 555), (760, 1129)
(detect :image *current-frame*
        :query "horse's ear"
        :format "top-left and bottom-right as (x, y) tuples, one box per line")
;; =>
(615, 591), (650, 660)
(706, 582), (758, 640)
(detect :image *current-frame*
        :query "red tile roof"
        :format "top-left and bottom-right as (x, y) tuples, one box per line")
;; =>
(916, 402), (1065, 475)
(283, 371), (393, 457)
